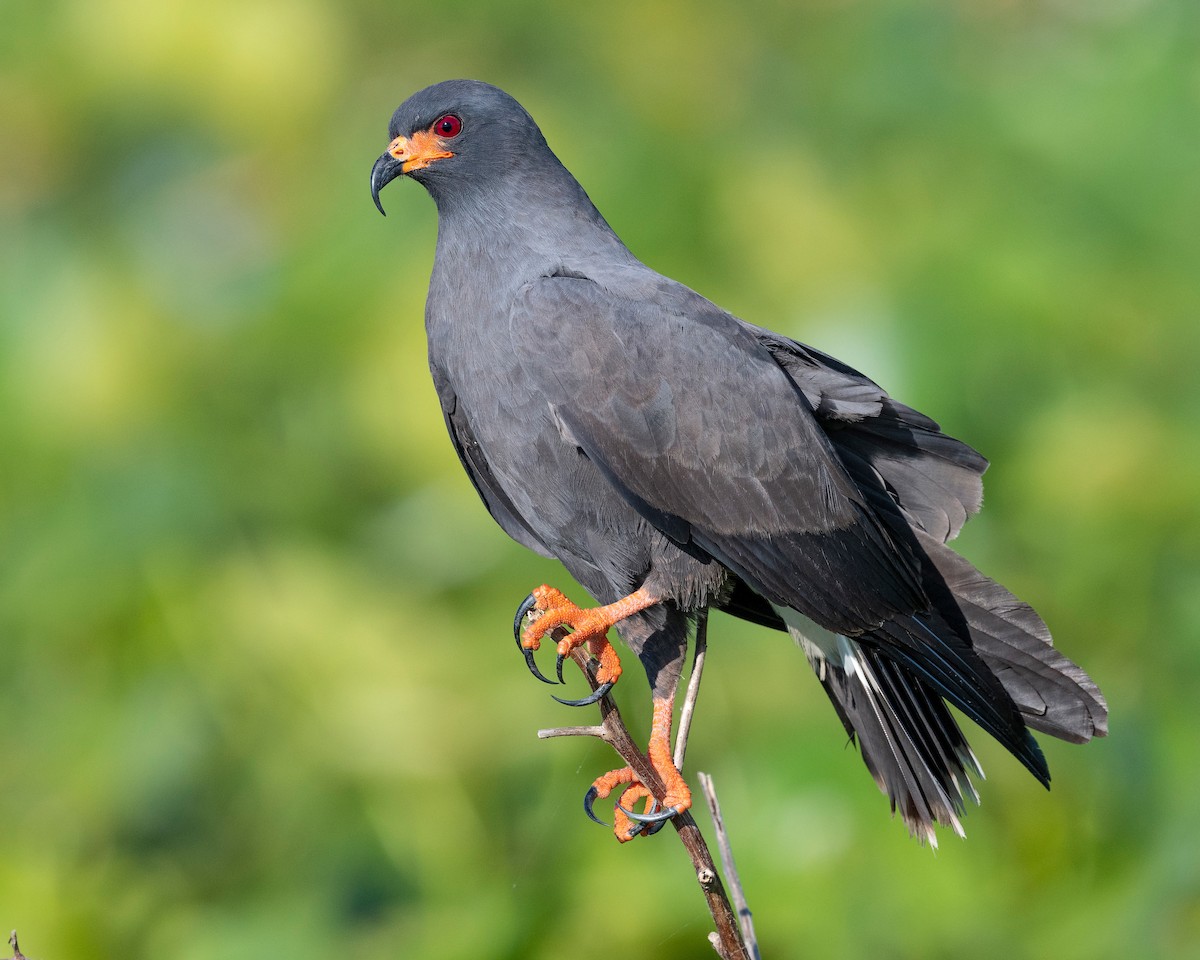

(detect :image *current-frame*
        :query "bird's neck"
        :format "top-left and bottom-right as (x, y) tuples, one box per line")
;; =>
(428, 163), (635, 291)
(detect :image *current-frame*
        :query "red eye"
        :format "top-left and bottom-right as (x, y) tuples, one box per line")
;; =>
(434, 114), (462, 138)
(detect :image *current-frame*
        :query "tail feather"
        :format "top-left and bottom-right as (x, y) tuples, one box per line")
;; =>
(763, 522), (1106, 844)
(916, 530), (1109, 743)
(873, 653), (983, 807)
(872, 615), (1049, 786)
(868, 612), (1046, 782)
(786, 618), (982, 844)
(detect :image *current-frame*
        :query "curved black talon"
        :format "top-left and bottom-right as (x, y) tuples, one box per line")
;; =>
(552, 679), (614, 707)
(642, 799), (668, 837)
(513, 593), (558, 685)
(555, 652), (567, 685)
(618, 802), (681, 825)
(583, 786), (608, 827)
(513, 593), (538, 640)
(521, 647), (558, 685)
(623, 799), (666, 839)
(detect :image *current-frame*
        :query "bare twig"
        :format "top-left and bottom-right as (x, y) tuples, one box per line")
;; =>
(537, 724), (606, 740)
(536, 622), (753, 960)
(700, 771), (761, 960)
(8, 931), (26, 960)
(674, 610), (709, 771)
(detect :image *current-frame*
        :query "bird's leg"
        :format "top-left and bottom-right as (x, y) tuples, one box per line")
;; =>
(584, 694), (692, 842)
(516, 585), (690, 839)
(514, 585), (658, 705)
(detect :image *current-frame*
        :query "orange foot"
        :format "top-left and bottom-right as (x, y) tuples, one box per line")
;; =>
(583, 698), (693, 842)
(513, 584), (657, 706)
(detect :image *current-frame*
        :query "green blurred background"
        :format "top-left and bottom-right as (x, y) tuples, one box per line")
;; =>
(3, 1), (1198, 957)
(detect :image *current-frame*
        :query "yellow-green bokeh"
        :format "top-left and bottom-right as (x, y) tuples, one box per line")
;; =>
(2, 1), (1198, 958)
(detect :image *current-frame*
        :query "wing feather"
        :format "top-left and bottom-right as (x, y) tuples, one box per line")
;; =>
(745, 324), (988, 543)
(512, 276), (925, 632)
(430, 362), (553, 558)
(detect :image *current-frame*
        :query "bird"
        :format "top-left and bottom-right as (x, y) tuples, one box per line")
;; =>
(369, 79), (1107, 845)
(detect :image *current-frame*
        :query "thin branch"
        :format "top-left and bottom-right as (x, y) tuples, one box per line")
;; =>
(700, 772), (761, 960)
(674, 610), (709, 771)
(537, 724), (606, 740)
(8, 931), (26, 960)
(538, 629), (752, 960)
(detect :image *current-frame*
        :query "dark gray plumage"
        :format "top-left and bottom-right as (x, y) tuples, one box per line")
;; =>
(371, 80), (1107, 843)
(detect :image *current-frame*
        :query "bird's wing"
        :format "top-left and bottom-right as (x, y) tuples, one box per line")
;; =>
(510, 276), (926, 634)
(430, 362), (553, 558)
(742, 323), (988, 544)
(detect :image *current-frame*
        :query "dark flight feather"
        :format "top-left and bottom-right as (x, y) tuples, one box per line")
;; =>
(747, 324), (988, 543)
(915, 529), (1108, 743)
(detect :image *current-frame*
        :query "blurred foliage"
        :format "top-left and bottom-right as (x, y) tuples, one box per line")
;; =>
(2, 0), (1198, 957)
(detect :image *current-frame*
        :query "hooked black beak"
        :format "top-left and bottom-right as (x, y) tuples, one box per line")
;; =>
(370, 152), (404, 216)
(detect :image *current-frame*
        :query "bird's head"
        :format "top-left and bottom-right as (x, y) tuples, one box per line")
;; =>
(370, 79), (546, 215)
